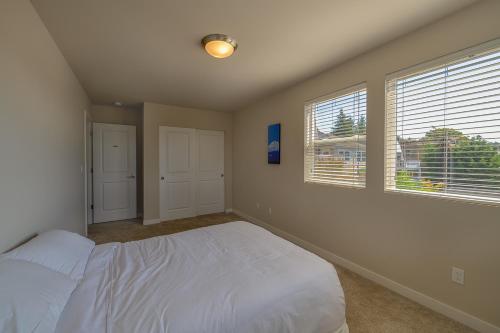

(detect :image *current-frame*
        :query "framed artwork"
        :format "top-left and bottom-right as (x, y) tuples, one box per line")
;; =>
(268, 123), (281, 164)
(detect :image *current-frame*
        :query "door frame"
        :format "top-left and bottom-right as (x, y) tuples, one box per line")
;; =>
(83, 110), (93, 235)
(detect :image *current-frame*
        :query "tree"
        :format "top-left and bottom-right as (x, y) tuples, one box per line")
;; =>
(332, 109), (354, 137)
(451, 135), (500, 186)
(419, 128), (500, 189)
(354, 115), (366, 135)
(420, 128), (465, 181)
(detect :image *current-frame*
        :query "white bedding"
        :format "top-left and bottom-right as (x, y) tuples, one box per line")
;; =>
(56, 222), (347, 333)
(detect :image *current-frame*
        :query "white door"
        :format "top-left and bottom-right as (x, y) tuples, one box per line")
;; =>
(93, 123), (136, 223)
(159, 127), (196, 221)
(197, 130), (224, 215)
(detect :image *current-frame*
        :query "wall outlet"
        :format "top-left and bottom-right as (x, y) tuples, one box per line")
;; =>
(451, 267), (465, 285)
(268, 207), (272, 215)
(256, 202), (260, 209)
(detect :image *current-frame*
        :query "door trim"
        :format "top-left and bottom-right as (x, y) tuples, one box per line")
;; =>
(83, 110), (91, 235)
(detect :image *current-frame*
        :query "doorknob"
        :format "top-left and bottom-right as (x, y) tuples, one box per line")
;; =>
(128, 175), (135, 179)
(161, 176), (165, 180)
(221, 174), (224, 178)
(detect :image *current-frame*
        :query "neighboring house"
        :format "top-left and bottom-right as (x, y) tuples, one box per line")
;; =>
(396, 138), (423, 178)
(313, 135), (367, 165)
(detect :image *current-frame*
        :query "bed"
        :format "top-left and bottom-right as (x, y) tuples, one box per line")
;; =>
(1, 221), (348, 333)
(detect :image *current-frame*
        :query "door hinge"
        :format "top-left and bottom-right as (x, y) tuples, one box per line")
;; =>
(91, 168), (93, 173)
(91, 204), (94, 210)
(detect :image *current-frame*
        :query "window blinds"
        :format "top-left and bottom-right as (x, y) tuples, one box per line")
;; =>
(385, 42), (500, 203)
(305, 84), (367, 187)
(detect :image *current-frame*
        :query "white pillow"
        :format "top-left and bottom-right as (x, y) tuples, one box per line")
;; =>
(4, 230), (95, 280)
(0, 258), (77, 333)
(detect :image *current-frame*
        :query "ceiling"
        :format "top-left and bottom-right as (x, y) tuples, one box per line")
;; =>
(32, 0), (476, 112)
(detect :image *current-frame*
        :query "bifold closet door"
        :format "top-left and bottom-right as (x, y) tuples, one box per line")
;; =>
(197, 130), (224, 215)
(159, 127), (197, 221)
(159, 127), (225, 221)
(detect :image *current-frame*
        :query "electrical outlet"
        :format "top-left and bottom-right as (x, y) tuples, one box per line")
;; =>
(256, 202), (260, 209)
(451, 267), (465, 285)
(268, 207), (272, 215)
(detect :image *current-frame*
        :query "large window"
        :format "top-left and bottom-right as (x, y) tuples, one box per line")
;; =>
(305, 84), (367, 187)
(385, 41), (500, 203)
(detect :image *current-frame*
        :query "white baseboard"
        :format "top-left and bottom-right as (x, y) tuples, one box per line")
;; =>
(232, 209), (499, 333)
(225, 208), (233, 213)
(143, 218), (161, 225)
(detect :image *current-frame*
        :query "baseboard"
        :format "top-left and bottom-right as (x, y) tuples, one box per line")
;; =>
(142, 218), (161, 225)
(232, 209), (500, 333)
(225, 208), (233, 213)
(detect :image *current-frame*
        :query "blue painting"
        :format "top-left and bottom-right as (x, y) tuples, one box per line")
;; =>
(268, 123), (281, 164)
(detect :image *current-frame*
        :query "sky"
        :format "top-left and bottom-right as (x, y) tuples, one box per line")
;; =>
(312, 49), (499, 143)
(393, 50), (500, 142)
(313, 90), (366, 135)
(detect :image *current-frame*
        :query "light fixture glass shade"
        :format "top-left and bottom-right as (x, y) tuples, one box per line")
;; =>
(202, 34), (237, 59)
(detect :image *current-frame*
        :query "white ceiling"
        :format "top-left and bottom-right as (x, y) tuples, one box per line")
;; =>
(32, 0), (476, 112)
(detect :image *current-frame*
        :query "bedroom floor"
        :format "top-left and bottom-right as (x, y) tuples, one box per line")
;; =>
(88, 213), (476, 333)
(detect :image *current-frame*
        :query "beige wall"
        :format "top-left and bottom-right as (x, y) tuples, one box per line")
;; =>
(91, 104), (144, 215)
(0, 0), (90, 252)
(143, 102), (233, 221)
(233, 0), (500, 327)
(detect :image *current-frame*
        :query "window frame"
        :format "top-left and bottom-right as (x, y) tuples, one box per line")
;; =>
(384, 38), (500, 205)
(304, 82), (368, 188)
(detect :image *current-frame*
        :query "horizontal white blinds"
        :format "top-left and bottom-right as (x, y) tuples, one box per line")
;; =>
(385, 44), (500, 203)
(305, 84), (367, 187)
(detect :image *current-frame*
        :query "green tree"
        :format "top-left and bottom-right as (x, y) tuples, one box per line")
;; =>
(355, 115), (366, 135)
(333, 109), (354, 137)
(420, 128), (465, 181)
(451, 135), (500, 186)
(419, 128), (500, 189)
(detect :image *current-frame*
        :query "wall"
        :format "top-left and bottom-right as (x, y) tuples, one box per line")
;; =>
(233, 0), (500, 329)
(142, 102), (233, 221)
(91, 104), (144, 216)
(0, 0), (90, 252)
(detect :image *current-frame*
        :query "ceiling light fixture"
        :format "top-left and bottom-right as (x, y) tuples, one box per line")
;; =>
(113, 101), (123, 107)
(201, 34), (238, 59)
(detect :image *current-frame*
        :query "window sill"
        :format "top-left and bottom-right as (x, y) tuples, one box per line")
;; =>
(384, 187), (500, 207)
(304, 179), (365, 189)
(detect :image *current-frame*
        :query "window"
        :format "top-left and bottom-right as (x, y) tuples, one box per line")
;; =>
(385, 41), (500, 203)
(356, 151), (366, 162)
(305, 83), (367, 187)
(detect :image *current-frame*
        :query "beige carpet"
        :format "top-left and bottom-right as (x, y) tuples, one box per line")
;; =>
(88, 213), (476, 333)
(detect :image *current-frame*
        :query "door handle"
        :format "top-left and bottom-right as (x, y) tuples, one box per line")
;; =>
(221, 174), (224, 178)
(128, 175), (135, 179)
(161, 176), (165, 180)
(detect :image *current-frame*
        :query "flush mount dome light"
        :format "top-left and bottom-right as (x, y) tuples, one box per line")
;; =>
(201, 34), (238, 59)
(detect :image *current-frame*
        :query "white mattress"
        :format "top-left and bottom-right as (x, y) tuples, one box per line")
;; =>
(56, 222), (347, 333)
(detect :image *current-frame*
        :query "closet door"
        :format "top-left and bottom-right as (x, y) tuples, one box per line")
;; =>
(197, 130), (225, 215)
(159, 127), (196, 221)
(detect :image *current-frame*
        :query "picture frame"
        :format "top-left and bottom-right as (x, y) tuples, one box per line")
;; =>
(268, 123), (281, 164)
